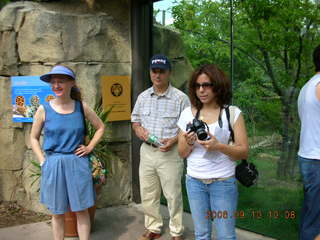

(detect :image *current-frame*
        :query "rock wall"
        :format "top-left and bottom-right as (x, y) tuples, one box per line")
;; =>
(0, 0), (132, 213)
(153, 24), (194, 92)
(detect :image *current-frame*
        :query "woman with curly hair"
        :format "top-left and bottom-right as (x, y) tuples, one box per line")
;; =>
(177, 64), (249, 240)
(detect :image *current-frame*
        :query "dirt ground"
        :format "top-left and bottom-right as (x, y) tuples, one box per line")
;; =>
(0, 201), (51, 228)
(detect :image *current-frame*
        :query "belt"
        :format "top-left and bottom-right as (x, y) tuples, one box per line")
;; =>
(193, 175), (234, 184)
(144, 141), (158, 148)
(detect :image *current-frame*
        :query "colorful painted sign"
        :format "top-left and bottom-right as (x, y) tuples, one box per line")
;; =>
(101, 76), (131, 121)
(11, 76), (55, 122)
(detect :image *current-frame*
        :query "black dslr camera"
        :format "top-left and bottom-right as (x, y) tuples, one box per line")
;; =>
(186, 118), (210, 141)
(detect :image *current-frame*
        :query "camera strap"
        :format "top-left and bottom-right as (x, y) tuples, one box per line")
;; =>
(196, 108), (223, 126)
(194, 108), (210, 134)
(225, 105), (235, 142)
(195, 109), (200, 119)
(218, 108), (223, 128)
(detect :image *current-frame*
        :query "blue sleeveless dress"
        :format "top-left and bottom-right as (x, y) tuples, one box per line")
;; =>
(40, 100), (95, 214)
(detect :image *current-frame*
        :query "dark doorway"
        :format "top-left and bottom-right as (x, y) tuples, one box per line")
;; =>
(131, 0), (160, 203)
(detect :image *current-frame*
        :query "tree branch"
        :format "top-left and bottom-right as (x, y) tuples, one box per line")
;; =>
(214, 38), (268, 72)
(255, 30), (282, 97)
(293, 35), (303, 87)
(293, 19), (313, 88)
(284, 46), (289, 74)
(177, 27), (268, 72)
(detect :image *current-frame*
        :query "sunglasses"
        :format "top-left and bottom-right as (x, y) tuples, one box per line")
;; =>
(195, 82), (214, 89)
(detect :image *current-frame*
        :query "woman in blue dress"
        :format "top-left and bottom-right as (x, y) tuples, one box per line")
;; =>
(30, 65), (105, 240)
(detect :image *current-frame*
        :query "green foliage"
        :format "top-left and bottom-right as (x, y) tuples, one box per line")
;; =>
(0, 0), (10, 9)
(237, 184), (301, 239)
(85, 104), (113, 175)
(172, 0), (320, 109)
(30, 160), (41, 192)
(172, 0), (320, 179)
(233, 67), (282, 133)
(171, 0), (253, 78)
(235, 147), (302, 239)
(172, 0), (233, 70)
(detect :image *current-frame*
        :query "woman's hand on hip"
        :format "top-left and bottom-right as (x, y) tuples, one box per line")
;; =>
(74, 144), (93, 157)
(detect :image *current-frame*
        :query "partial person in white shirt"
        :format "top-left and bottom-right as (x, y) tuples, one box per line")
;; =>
(177, 64), (248, 240)
(297, 45), (320, 240)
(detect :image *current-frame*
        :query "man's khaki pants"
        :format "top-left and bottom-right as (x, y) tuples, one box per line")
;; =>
(139, 143), (184, 237)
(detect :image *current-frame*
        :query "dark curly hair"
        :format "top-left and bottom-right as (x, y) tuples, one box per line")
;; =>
(188, 64), (232, 110)
(313, 45), (320, 72)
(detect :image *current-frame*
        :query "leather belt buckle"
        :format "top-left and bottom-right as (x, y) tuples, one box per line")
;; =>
(196, 175), (234, 184)
(200, 178), (216, 184)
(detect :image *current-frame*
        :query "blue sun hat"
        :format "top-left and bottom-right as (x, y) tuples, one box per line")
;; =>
(40, 65), (76, 82)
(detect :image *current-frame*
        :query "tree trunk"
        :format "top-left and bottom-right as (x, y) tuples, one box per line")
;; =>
(277, 89), (300, 179)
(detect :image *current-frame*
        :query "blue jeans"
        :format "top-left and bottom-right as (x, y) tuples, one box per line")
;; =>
(298, 156), (320, 240)
(186, 175), (238, 240)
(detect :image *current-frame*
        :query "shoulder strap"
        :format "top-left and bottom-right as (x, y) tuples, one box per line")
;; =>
(79, 101), (87, 135)
(229, 105), (235, 128)
(42, 102), (49, 122)
(195, 108), (200, 119)
(225, 106), (235, 142)
(42, 102), (48, 113)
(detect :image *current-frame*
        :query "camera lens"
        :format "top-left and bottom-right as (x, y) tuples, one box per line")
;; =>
(196, 129), (208, 141)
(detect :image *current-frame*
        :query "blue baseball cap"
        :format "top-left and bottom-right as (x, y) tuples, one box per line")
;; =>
(150, 54), (171, 70)
(40, 65), (76, 82)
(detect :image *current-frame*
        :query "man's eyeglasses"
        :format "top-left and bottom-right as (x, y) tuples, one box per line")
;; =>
(195, 82), (213, 89)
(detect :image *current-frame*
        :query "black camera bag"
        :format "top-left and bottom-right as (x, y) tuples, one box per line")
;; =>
(225, 106), (258, 187)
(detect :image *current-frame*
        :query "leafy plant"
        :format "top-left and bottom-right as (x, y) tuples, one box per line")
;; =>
(0, 0), (10, 9)
(85, 103), (113, 175)
(30, 160), (41, 192)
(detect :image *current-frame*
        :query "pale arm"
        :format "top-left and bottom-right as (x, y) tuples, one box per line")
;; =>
(74, 102), (105, 157)
(132, 122), (149, 142)
(178, 130), (194, 158)
(215, 113), (249, 160)
(316, 83), (320, 101)
(30, 105), (45, 165)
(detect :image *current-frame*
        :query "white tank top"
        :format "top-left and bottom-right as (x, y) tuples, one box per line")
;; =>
(298, 74), (320, 159)
(177, 106), (242, 178)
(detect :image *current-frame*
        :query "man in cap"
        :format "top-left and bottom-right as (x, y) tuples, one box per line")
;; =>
(132, 54), (190, 240)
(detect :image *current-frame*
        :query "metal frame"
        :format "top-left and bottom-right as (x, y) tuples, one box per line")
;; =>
(131, 0), (154, 203)
(230, 0), (234, 94)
